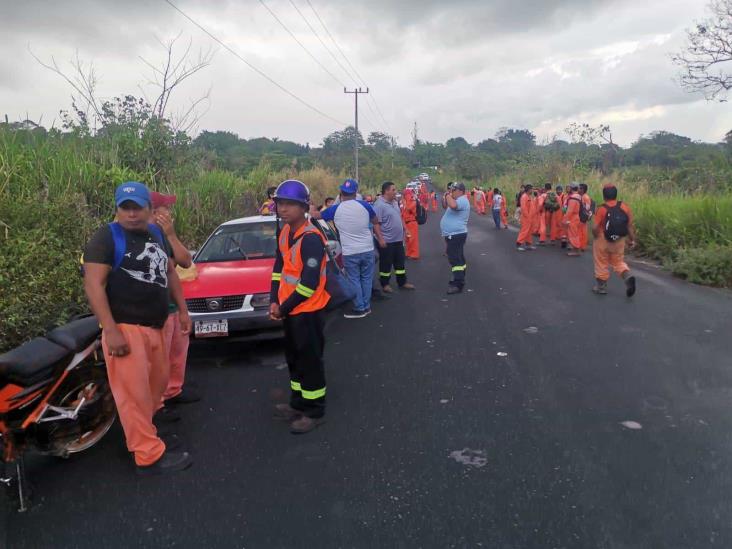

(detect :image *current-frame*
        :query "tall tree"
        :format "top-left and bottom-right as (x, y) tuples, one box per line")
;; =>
(672, 0), (732, 101)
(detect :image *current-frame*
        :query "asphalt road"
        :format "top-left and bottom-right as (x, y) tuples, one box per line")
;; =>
(4, 210), (732, 549)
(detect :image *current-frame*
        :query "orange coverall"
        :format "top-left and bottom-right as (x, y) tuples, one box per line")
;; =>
(474, 191), (486, 214)
(500, 195), (508, 228)
(402, 192), (420, 259)
(593, 201), (633, 280)
(552, 192), (566, 241)
(516, 192), (535, 246)
(563, 193), (582, 250)
(579, 194), (592, 251)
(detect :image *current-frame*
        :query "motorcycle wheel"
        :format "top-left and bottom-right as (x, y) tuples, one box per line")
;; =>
(48, 362), (117, 456)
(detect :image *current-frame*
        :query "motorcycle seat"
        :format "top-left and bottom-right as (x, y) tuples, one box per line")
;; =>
(47, 316), (101, 353)
(0, 337), (71, 387)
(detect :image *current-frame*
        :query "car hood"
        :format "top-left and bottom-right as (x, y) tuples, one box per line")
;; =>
(182, 259), (275, 299)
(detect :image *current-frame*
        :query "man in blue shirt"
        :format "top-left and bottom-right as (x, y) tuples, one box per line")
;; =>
(314, 179), (386, 318)
(440, 182), (470, 295)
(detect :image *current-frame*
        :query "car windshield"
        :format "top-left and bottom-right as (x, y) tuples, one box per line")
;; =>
(195, 222), (277, 263)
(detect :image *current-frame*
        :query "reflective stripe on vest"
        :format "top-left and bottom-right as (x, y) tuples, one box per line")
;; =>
(277, 222), (330, 315)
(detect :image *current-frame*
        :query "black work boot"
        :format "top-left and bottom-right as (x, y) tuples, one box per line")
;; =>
(136, 451), (193, 476)
(623, 272), (637, 297)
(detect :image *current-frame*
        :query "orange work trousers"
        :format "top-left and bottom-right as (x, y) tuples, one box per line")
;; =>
(517, 214), (534, 245)
(593, 237), (629, 280)
(551, 211), (565, 241)
(162, 311), (190, 402)
(102, 324), (168, 466)
(500, 206), (508, 228)
(475, 200), (486, 215)
(405, 220), (420, 258)
(431, 198), (438, 212)
(566, 220), (582, 250)
(579, 222), (589, 251)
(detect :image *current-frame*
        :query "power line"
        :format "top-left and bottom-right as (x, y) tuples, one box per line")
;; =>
(287, 0), (360, 87)
(257, 0), (347, 88)
(163, 0), (347, 126)
(304, 0), (392, 132)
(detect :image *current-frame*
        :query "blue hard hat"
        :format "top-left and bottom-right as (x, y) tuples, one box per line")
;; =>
(274, 179), (310, 205)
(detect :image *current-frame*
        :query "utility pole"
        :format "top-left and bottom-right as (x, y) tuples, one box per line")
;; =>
(344, 87), (368, 182)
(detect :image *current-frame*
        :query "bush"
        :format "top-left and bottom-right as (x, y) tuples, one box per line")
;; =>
(667, 245), (732, 287)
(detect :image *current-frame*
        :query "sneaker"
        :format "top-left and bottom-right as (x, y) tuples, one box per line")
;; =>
(566, 251), (581, 257)
(527, 245), (537, 250)
(592, 283), (608, 295)
(136, 451), (192, 476)
(154, 406), (181, 424)
(625, 276), (637, 297)
(399, 283), (416, 290)
(446, 286), (462, 295)
(516, 246), (526, 252)
(273, 403), (302, 421)
(290, 415), (325, 434)
(165, 387), (201, 406)
(344, 309), (369, 319)
(382, 285), (394, 294)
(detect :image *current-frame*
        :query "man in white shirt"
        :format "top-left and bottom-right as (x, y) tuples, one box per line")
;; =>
(314, 179), (386, 318)
(491, 189), (504, 229)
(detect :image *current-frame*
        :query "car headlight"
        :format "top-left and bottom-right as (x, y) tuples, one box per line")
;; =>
(251, 293), (270, 309)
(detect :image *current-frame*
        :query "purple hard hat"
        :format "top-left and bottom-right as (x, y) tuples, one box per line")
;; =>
(274, 179), (310, 206)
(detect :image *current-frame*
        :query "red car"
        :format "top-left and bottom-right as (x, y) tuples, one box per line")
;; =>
(182, 215), (341, 340)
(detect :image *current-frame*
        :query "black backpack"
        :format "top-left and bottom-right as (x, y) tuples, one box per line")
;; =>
(416, 202), (427, 225)
(602, 202), (629, 242)
(578, 197), (595, 223)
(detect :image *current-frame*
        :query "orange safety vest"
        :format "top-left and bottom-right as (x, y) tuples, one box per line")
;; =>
(276, 222), (330, 315)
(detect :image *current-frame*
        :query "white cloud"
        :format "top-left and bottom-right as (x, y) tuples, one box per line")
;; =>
(0, 0), (728, 147)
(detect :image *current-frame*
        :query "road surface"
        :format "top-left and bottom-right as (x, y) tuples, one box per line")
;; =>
(4, 210), (732, 548)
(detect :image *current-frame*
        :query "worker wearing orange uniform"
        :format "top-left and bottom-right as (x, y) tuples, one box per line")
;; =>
(500, 189), (509, 228)
(430, 191), (438, 212)
(562, 183), (583, 256)
(535, 187), (548, 245)
(578, 183), (593, 253)
(474, 188), (487, 215)
(516, 184), (536, 251)
(402, 188), (420, 259)
(591, 184), (637, 297)
(552, 185), (566, 245)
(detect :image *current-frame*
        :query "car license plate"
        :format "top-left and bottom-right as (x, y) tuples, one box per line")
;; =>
(194, 319), (228, 338)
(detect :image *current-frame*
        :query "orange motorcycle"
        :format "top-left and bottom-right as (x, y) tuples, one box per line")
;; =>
(0, 315), (116, 512)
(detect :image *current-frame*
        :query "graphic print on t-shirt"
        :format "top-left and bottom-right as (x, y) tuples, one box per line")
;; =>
(121, 241), (169, 287)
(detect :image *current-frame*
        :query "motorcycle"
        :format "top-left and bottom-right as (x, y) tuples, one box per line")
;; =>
(0, 315), (116, 512)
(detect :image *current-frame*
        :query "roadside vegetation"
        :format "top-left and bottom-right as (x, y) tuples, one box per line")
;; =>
(2, 99), (732, 351)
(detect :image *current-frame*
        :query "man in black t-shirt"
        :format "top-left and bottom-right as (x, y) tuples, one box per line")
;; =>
(83, 181), (192, 475)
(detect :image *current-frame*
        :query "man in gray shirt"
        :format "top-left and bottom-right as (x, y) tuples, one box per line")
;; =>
(372, 181), (416, 292)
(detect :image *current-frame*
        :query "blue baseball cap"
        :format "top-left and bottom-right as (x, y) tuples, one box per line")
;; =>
(115, 181), (151, 208)
(340, 178), (359, 194)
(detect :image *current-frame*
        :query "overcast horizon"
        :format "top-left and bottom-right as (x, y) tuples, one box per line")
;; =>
(1, 0), (727, 147)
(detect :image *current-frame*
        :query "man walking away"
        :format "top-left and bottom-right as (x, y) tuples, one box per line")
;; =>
(373, 182), (416, 293)
(269, 180), (331, 434)
(151, 192), (200, 407)
(491, 189), (504, 229)
(578, 183), (594, 253)
(440, 182), (470, 294)
(84, 182), (192, 475)
(563, 183), (583, 257)
(592, 185), (637, 297)
(315, 179), (386, 318)
(516, 184), (536, 251)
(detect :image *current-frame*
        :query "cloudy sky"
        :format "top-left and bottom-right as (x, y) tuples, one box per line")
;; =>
(1, 0), (725, 147)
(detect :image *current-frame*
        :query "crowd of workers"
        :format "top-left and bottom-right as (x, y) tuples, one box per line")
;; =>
(77, 172), (637, 477)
